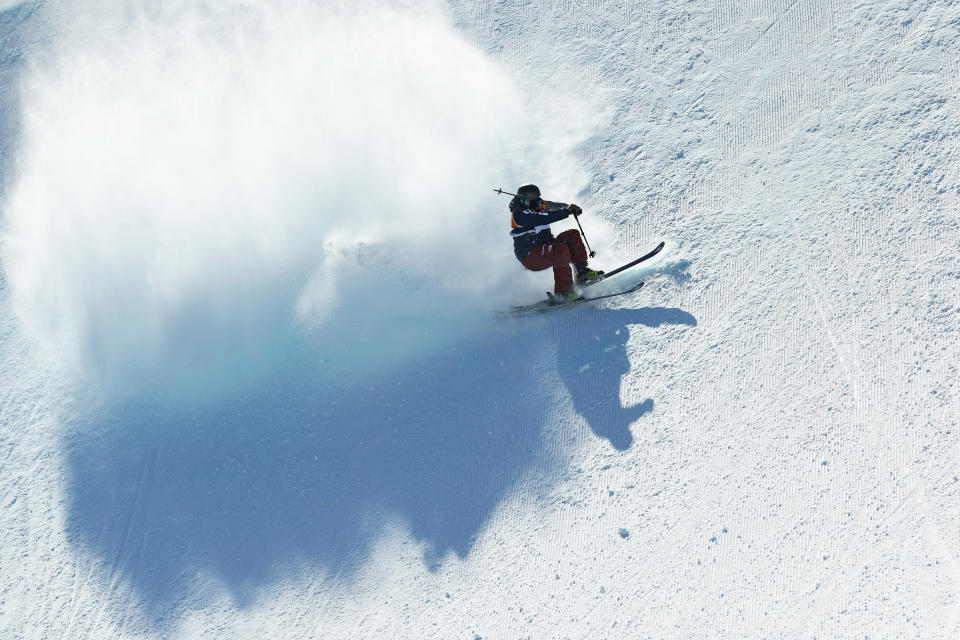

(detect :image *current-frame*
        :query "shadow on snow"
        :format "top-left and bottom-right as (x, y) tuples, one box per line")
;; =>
(555, 306), (697, 450)
(62, 303), (695, 626)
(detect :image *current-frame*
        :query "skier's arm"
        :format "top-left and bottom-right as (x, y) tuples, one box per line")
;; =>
(542, 200), (569, 213)
(546, 200), (583, 217)
(512, 201), (571, 227)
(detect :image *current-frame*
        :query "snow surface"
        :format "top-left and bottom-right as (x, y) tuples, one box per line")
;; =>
(1, 0), (959, 637)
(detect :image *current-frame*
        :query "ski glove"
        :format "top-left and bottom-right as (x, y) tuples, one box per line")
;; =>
(567, 204), (583, 217)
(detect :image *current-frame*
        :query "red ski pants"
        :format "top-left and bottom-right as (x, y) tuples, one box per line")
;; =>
(521, 229), (589, 293)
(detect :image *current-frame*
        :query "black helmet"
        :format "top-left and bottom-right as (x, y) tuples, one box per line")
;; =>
(516, 184), (541, 206)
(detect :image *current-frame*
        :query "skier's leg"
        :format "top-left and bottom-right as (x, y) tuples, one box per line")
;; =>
(521, 242), (574, 293)
(556, 229), (604, 284)
(556, 229), (589, 264)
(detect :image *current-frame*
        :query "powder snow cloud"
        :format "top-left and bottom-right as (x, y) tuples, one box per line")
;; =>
(1, 0), (594, 398)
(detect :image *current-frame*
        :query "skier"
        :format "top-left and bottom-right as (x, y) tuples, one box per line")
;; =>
(509, 184), (603, 303)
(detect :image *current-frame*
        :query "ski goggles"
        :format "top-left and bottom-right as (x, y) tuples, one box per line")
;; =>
(520, 197), (543, 208)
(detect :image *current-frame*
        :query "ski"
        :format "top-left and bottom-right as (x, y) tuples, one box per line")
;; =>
(496, 282), (645, 317)
(495, 241), (664, 317)
(581, 240), (665, 289)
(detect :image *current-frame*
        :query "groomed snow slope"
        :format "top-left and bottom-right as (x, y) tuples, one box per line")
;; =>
(1, 0), (959, 638)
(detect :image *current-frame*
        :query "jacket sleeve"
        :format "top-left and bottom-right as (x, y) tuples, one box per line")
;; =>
(511, 199), (571, 227)
(543, 200), (569, 213)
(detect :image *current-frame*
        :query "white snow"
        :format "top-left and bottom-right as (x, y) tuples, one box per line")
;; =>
(1, 0), (959, 638)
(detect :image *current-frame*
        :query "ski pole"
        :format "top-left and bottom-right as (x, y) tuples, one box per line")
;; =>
(572, 211), (596, 258)
(494, 187), (597, 257)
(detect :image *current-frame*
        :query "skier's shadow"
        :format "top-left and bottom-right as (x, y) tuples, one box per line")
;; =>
(61, 322), (567, 624)
(554, 306), (697, 450)
(59, 303), (696, 629)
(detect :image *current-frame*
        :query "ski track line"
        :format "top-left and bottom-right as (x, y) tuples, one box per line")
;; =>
(798, 270), (929, 622)
(738, 0), (802, 61)
(804, 276), (864, 426)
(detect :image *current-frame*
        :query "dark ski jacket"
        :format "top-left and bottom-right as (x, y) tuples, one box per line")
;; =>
(509, 196), (572, 261)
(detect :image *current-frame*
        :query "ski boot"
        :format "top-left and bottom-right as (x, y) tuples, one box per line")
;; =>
(548, 290), (580, 305)
(575, 262), (604, 285)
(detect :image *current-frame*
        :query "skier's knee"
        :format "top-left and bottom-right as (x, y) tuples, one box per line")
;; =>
(552, 243), (571, 264)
